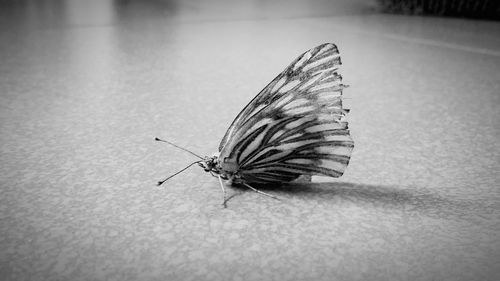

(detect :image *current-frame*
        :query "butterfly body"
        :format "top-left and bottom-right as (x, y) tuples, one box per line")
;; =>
(198, 43), (354, 186)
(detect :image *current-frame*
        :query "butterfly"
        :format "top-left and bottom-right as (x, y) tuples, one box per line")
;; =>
(156, 43), (354, 206)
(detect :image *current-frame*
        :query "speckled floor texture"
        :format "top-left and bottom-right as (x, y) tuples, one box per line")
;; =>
(1, 1), (499, 281)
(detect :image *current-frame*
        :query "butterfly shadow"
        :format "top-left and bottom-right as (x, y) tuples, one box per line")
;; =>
(231, 181), (476, 219)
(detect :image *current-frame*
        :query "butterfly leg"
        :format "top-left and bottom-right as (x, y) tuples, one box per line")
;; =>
(218, 175), (228, 208)
(242, 183), (279, 200)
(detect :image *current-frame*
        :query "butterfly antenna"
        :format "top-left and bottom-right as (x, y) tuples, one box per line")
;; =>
(155, 137), (204, 159)
(157, 160), (202, 186)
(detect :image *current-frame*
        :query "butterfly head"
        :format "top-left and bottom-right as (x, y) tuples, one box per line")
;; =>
(198, 154), (224, 175)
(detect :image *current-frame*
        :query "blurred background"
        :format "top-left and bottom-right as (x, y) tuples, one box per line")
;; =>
(1, 1), (499, 281)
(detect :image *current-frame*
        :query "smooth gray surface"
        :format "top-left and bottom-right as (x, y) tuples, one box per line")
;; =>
(1, 1), (499, 281)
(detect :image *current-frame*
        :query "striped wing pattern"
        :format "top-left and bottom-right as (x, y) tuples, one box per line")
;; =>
(218, 43), (354, 184)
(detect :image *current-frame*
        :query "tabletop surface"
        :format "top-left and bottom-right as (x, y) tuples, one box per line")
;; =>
(1, 1), (499, 280)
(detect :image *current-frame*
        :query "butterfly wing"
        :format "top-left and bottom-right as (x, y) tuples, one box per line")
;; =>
(218, 43), (354, 184)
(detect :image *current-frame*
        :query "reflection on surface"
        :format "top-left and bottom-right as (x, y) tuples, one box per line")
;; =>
(0, 0), (375, 29)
